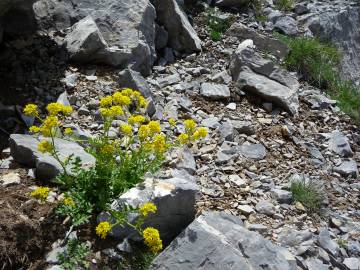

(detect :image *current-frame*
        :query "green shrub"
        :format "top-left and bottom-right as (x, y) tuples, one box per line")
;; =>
(58, 239), (90, 270)
(290, 178), (324, 213)
(206, 7), (233, 41)
(275, 0), (294, 11)
(278, 35), (360, 123)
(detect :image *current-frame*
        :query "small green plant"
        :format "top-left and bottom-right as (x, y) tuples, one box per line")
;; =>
(206, 7), (232, 41)
(337, 238), (348, 249)
(57, 238), (90, 270)
(278, 35), (360, 123)
(275, 0), (294, 11)
(291, 178), (324, 213)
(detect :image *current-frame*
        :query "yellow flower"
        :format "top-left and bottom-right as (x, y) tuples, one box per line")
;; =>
(121, 88), (134, 96)
(100, 108), (112, 117)
(41, 116), (59, 137)
(148, 121), (161, 135)
(100, 144), (115, 154)
(178, 133), (189, 144)
(143, 227), (162, 253)
(62, 106), (73, 115)
(128, 115), (146, 125)
(169, 118), (176, 127)
(138, 125), (150, 141)
(193, 127), (208, 140)
(184, 119), (197, 133)
(109, 106), (124, 117)
(64, 128), (73, 135)
(139, 202), (157, 217)
(113, 92), (131, 106)
(96, 221), (112, 239)
(100, 96), (113, 107)
(120, 124), (133, 136)
(138, 96), (148, 108)
(29, 126), (41, 133)
(23, 104), (38, 117)
(63, 196), (75, 206)
(38, 140), (53, 153)
(30, 186), (50, 202)
(153, 134), (167, 153)
(46, 103), (64, 116)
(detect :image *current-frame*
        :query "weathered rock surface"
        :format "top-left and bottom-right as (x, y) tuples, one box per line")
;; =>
(9, 134), (95, 180)
(152, 0), (201, 53)
(151, 211), (296, 270)
(100, 176), (199, 242)
(34, 0), (157, 76)
(230, 43), (299, 114)
(200, 83), (230, 100)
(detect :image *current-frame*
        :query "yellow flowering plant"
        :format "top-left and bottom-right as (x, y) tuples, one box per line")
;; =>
(23, 89), (207, 247)
(95, 202), (163, 253)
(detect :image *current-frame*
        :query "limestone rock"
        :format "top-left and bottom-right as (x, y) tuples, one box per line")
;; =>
(151, 211), (297, 270)
(200, 83), (230, 100)
(9, 134), (95, 181)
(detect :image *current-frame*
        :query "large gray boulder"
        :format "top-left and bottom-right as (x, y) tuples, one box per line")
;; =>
(99, 176), (199, 242)
(305, 4), (360, 85)
(227, 22), (289, 58)
(33, 0), (156, 76)
(9, 134), (95, 181)
(230, 42), (299, 115)
(151, 211), (297, 270)
(152, 0), (201, 53)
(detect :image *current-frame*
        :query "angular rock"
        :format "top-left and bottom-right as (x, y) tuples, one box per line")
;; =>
(343, 258), (360, 270)
(235, 67), (299, 115)
(9, 134), (95, 181)
(151, 211), (296, 270)
(328, 130), (353, 157)
(64, 16), (107, 63)
(34, 0), (156, 76)
(231, 120), (255, 135)
(200, 83), (230, 100)
(152, 0), (201, 53)
(101, 177), (199, 242)
(227, 22), (289, 58)
(255, 200), (276, 216)
(318, 228), (340, 257)
(271, 188), (292, 204)
(305, 258), (329, 270)
(0, 172), (21, 187)
(333, 159), (359, 178)
(175, 146), (196, 175)
(274, 16), (298, 36)
(155, 24), (169, 50)
(239, 143), (267, 160)
(278, 229), (313, 248)
(215, 0), (249, 9)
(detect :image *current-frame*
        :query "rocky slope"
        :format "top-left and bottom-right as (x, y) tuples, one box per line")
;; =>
(0, 0), (359, 269)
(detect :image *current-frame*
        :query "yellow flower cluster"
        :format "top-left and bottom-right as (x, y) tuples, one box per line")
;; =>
(139, 202), (157, 217)
(63, 196), (75, 206)
(46, 102), (73, 116)
(152, 134), (167, 153)
(120, 124), (133, 136)
(169, 118), (176, 127)
(64, 128), (73, 135)
(96, 221), (112, 239)
(23, 104), (38, 117)
(177, 119), (208, 144)
(38, 140), (53, 153)
(143, 227), (163, 253)
(30, 186), (50, 202)
(128, 115), (146, 125)
(41, 116), (60, 137)
(99, 89), (147, 119)
(100, 144), (115, 155)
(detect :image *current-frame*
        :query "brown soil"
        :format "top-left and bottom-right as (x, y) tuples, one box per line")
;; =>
(0, 168), (67, 270)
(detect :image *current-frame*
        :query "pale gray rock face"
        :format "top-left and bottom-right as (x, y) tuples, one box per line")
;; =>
(152, 0), (201, 53)
(333, 159), (359, 178)
(9, 134), (95, 180)
(227, 22), (290, 58)
(239, 143), (267, 160)
(151, 211), (297, 270)
(200, 83), (231, 100)
(318, 228), (340, 257)
(34, 0), (157, 76)
(274, 16), (299, 36)
(230, 44), (299, 115)
(327, 130), (353, 157)
(306, 4), (360, 85)
(99, 177), (199, 242)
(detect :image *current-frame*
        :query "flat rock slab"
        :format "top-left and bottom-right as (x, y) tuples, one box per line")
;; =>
(327, 130), (353, 157)
(200, 83), (230, 100)
(151, 211), (296, 270)
(9, 134), (95, 181)
(239, 143), (267, 160)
